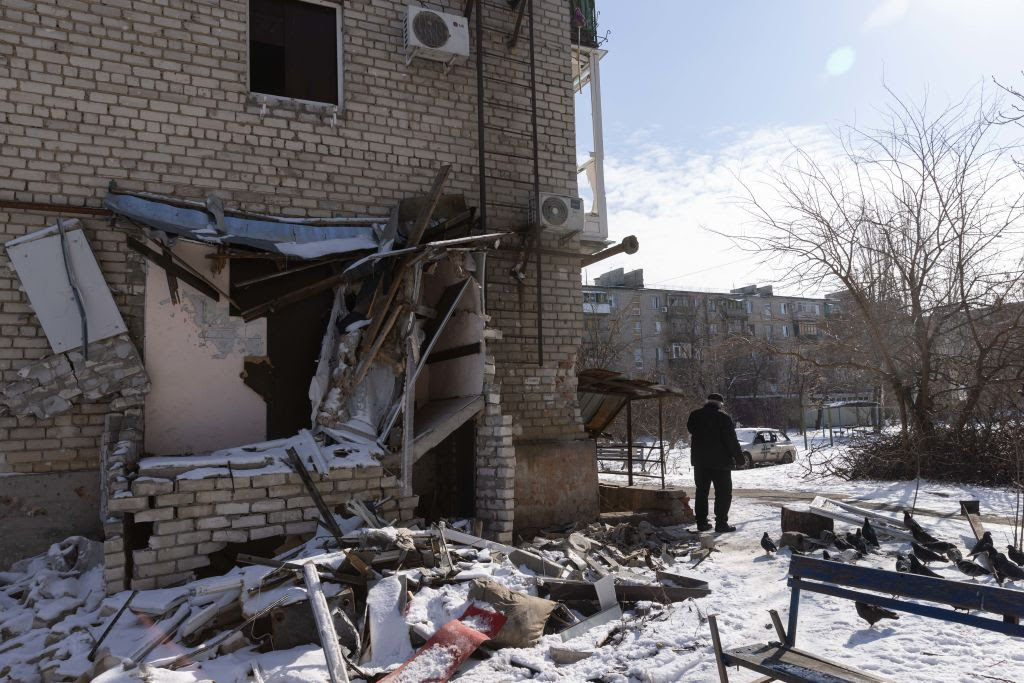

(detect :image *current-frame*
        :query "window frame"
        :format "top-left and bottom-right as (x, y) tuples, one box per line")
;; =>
(248, 0), (346, 109)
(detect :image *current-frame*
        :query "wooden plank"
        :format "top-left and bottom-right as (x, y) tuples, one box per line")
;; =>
(126, 236), (220, 301)
(960, 500), (987, 541)
(655, 570), (711, 592)
(808, 498), (913, 541)
(303, 563), (351, 683)
(722, 643), (888, 683)
(361, 165), (451, 347)
(788, 555), (1024, 619)
(788, 577), (1024, 638)
(707, 614), (730, 683)
(286, 447), (346, 547)
(539, 577), (710, 603)
(768, 609), (787, 643)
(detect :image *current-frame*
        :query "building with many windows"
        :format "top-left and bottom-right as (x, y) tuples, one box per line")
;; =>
(581, 268), (846, 428)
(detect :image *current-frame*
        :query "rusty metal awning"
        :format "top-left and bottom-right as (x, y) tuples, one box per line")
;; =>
(578, 368), (687, 436)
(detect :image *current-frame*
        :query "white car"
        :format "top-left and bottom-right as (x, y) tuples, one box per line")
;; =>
(734, 428), (795, 469)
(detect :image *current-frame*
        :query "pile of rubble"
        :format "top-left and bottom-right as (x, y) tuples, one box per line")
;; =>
(0, 514), (714, 682)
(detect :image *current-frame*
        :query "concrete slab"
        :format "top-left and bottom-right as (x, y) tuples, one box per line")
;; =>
(0, 470), (100, 569)
(598, 482), (694, 526)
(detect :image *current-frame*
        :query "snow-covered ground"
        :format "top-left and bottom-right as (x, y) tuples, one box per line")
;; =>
(603, 433), (1023, 521)
(3, 440), (1023, 682)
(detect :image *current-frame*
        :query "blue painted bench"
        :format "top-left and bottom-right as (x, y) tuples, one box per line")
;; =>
(708, 554), (1024, 682)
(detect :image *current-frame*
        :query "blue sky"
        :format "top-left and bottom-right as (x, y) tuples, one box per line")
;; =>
(578, 0), (1024, 292)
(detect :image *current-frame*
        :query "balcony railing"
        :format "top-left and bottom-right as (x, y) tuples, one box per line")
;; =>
(569, 0), (598, 49)
(583, 302), (611, 314)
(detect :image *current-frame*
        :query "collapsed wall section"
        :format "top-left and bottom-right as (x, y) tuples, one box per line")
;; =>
(104, 456), (418, 592)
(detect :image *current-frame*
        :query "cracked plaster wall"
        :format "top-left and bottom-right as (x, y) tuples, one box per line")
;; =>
(143, 241), (267, 456)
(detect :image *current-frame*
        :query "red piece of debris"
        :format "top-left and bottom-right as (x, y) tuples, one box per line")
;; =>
(380, 605), (506, 683)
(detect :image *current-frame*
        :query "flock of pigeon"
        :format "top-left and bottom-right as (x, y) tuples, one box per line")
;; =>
(759, 511), (1024, 627)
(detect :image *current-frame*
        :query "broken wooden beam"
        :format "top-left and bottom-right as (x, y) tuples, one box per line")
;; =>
(960, 500), (987, 541)
(126, 236), (221, 301)
(286, 447), (346, 547)
(538, 577), (710, 603)
(303, 563), (351, 683)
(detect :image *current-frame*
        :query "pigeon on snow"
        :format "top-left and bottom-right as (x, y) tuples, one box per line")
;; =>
(861, 518), (880, 548)
(911, 542), (948, 564)
(968, 531), (994, 557)
(856, 601), (899, 627)
(834, 534), (855, 552)
(1007, 545), (1024, 567)
(846, 531), (869, 555)
(955, 558), (991, 578)
(990, 550), (1024, 583)
(895, 553), (911, 573)
(909, 553), (942, 578)
(761, 532), (778, 555)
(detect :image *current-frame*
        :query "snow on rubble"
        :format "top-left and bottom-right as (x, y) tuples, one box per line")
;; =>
(3, 450), (1024, 682)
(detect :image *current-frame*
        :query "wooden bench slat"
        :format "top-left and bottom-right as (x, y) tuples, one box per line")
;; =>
(789, 555), (1024, 619)
(723, 644), (890, 683)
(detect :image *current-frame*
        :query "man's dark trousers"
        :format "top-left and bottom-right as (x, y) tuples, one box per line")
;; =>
(693, 465), (732, 526)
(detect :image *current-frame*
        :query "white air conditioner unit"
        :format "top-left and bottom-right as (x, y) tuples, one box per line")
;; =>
(404, 5), (470, 66)
(531, 192), (585, 233)
(660, 306), (669, 313)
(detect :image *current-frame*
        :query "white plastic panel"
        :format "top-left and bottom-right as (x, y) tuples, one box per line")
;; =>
(5, 222), (127, 353)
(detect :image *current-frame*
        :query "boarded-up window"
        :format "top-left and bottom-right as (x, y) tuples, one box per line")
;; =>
(250, 0), (340, 105)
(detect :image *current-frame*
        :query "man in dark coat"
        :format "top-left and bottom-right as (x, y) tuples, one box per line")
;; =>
(686, 393), (742, 532)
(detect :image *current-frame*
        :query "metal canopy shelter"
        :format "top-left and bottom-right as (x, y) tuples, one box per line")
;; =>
(578, 368), (687, 488)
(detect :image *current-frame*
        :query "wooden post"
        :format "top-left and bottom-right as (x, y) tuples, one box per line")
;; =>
(658, 396), (665, 490)
(626, 399), (633, 487)
(707, 614), (730, 683)
(303, 564), (350, 683)
(786, 580), (801, 646)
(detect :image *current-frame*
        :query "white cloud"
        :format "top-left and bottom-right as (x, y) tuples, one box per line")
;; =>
(863, 0), (910, 31)
(825, 47), (856, 78)
(588, 126), (840, 295)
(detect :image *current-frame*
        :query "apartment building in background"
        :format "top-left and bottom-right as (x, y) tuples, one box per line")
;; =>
(582, 268), (846, 428)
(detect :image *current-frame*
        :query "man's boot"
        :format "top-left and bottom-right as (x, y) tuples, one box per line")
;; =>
(715, 523), (736, 533)
(696, 522), (712, 532)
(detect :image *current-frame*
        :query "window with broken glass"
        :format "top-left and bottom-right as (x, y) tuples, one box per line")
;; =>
(249, 0), (342, 106)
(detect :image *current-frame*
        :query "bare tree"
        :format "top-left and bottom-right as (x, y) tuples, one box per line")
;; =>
(736, 91), (1024, 445)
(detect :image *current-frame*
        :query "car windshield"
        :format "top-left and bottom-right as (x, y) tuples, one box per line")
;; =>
(735, 429), (758, 444)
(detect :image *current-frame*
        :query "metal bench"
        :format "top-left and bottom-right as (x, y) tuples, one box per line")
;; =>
(708, 554), (1024, 682)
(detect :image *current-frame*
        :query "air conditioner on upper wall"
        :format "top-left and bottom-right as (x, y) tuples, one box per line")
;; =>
(531, 192), (585, 233)
(404, 5), (470, 66)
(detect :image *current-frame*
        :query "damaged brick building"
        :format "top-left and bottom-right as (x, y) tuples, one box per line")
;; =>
(0, 0), (620, 592)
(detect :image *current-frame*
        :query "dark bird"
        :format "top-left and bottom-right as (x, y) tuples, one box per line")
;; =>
(1008, 545), (1024, 567)
(819, 530), (836, 547)
(834, 535), (855, 552)
(903, 510), (923, 533)
(761, 532), (778, 554)
(846, 531), (869, 555)
(823, 549), (832, 560)
(991, 551), (1024, 582)
(862, 518), (880, 548)
(895, 553), (911, 573)
(909, 553), (942, 578)
(911, 542), (948, 564)
(856, 601), (900, 627)
(968, 532), (994, 557)
(910, 524), (941, 546)
(923, 540), (957, 554)
(955, 558), (991, 578)
(944, 546), (964, 563)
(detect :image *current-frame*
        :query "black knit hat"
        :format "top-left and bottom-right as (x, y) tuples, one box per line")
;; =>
(707, 393), (724, 402)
